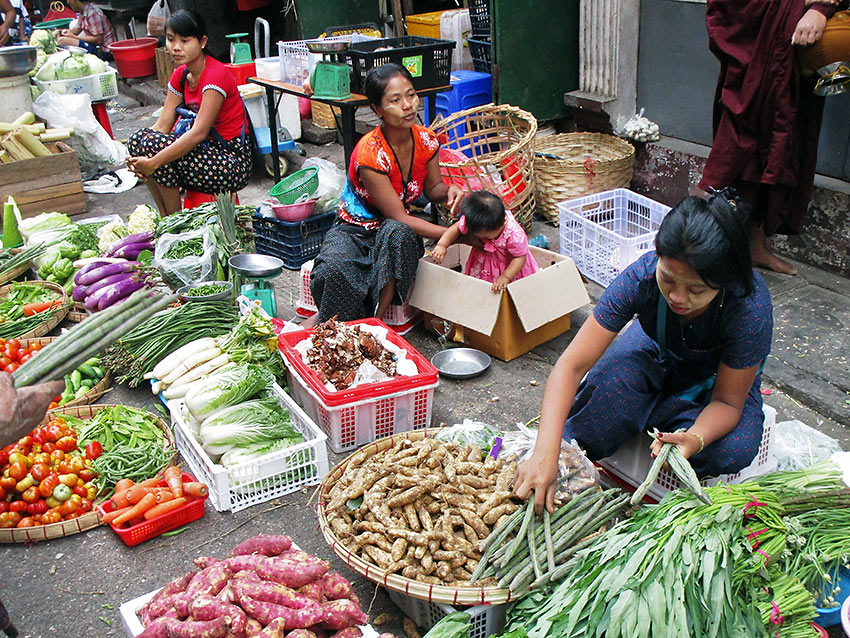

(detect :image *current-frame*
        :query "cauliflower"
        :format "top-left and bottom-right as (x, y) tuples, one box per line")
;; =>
(127, 204), (158, 234)
(98, 220), (129, 253)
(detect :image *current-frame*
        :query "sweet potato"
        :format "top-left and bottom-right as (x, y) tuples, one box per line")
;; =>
(193, 556), (221, 569)
(238, 595), (326, 629)
(164, 616), (230, 638)
(256, 556), (330, 589)
(231, 578), (315, 609)
(329, 628), (363, 638)
(256, 617), (287, 638)
(229, 534), (292, 557)
(225, 554), (271, 574)
(186, 562), (233, 598)
(147, 594), (184, 621)
(298, 580), (326, 602)
(138, 616), (176, 638)
(318, 572), (353, 601)
(286, 631), (319, 638)
(233, 569), (262, 581)
(173, 594), (191, 618)
(189, 596), (248, 634)
(149, 572), (195, 607)
(244, 618), (263, 637)
(319, 600), (368, 631)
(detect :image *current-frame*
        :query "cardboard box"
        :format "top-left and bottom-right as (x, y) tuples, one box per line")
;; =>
(410, 245), (590, 361)
(0, 141), (86, 218)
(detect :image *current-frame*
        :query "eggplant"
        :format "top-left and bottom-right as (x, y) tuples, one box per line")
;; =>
(106, 231), (154, 256)
(72, 257), (124, 269)
(74, 261), (110, 285)
(112, 242), (155, 260)
(97, 279), (148, 310)
(83, 272), (133, 298)
(77, 261), (139, 286)
(72, 285), (88, 302)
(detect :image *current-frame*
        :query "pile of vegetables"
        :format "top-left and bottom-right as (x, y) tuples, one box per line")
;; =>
(137, 534), (369, 638)
(0, 243), (46, 278)
(34, 49), (110, 83)
(72, 259), (154, 312)
(0, 281), (66, 339)
(0, 414), (99, 529)
(102, 468), (208, 530)
(51, 355), (108, 408)
(100, 230), (155, 261)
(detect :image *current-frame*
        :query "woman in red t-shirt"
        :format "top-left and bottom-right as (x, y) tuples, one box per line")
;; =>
(126, 10), (251, 216)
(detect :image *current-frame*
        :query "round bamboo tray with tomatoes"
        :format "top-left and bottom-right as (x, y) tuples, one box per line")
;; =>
(0, 336), (41, 375)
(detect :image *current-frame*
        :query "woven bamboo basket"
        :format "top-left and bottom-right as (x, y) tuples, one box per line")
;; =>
(19, 337), (113, 407)
(0, 404), (174, 543)
(0, 280), (70, 339)
(67, 301), (87, 323)
(311, 102), (340, 129)
(316, 428), (516, 605)
(431, 103), (538, 232)
(533, 132), (635, 224)
(0, 261), (30, 286)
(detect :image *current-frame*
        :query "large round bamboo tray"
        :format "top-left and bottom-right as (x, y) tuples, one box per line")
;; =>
(0, 261), (30, 286)
(0, 404), (175, 544)
(316, 428), (516, 605)
(0, 280), (70, 339)
(19, 337), (114, 407)
(432, 103), (538, 232)
(534, 132), (635, 224)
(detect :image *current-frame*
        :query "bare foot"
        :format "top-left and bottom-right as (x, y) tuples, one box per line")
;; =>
(750, 228), (798, 275)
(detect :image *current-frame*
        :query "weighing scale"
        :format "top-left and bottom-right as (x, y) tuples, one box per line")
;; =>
(305, 38), (352, 100)
(226, 33), (252, 64)
(229, 254), (284, 317)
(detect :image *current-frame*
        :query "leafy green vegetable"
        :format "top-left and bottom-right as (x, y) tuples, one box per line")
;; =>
(422, 612), (472, 638)
(184, 363), (272, 419)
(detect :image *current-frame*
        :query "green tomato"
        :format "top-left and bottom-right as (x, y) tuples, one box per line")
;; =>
(52, 483), (72, 501)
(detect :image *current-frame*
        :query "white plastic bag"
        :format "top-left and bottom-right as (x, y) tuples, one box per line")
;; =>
(771, 419), (842, 471)
(147, 0), (171, 37)
(33, 91), (128, 174)
(153, 226), (217, 288)
(620, 107), (660, 143)
(302, 157), (346, 214)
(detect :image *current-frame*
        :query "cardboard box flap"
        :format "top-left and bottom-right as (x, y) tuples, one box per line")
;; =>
(410, 245), (504, 336)
(507, 247), (591, 332)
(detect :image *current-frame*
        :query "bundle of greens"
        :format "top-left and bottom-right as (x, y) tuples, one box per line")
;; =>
(0, 243), (46, 277)
(217, 306), (287, 383)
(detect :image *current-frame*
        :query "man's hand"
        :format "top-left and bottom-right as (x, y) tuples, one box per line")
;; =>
(0, 373), (65, 444)
(793, 8), (829, 45)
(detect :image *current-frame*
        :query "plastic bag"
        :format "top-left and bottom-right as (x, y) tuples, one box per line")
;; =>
(302, 157), (346, 214)
(153, 226), (217, 288)
(771, 419), (842, 471)
(620, 107), (660, 143)
(500, 424), (599, 501)
(33, 91), (128, 175)
(434, 419), (502, 456)
(147, 0), (171, 37)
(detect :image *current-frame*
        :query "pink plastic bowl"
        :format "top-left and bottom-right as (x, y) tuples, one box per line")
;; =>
(272, 198), (317, 222)
(841, 595), (850, 637)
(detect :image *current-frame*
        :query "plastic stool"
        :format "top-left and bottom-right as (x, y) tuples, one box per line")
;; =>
(183, 190), (239, 209)
(91, 101), (113, 138)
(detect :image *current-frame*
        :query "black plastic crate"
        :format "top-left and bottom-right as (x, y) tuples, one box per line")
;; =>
(340, 36), (455, 93)
(252, 211), (336, 270)
(468, 0), (491, 37)
(468, 37), (491, 74)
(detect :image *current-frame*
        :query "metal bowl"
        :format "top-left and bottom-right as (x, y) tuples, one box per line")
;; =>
(228, 253), (284, 279)
(177, 280), (234, 302)
(304, 38), (351, 54)
(0, 46), (38, 78)
(431, 348), (491, 380)
(59, 45), (88, 56)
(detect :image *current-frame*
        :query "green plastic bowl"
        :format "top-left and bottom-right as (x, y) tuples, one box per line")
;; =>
(270, 167), (319, 205)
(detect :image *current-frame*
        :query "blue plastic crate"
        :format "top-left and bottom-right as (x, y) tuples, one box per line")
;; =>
(252, 210), (336, 270)
(424, 69), (492, 127)
(814, 568), (850, 628)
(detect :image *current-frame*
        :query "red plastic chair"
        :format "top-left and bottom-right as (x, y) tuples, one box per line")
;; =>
(182, 191), (239, 209)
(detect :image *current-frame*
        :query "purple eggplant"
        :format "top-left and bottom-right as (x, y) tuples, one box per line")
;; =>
(112, 242), (155, 260)
(74, 261), (110, 285)
(72, 285), (88, 302)
(84, 272), (133, 298)
(105, 232), (154, 256)
(97, 279), (148, 310)
(77, 261), (139, 286)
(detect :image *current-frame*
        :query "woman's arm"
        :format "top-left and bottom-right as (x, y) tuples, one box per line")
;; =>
(652, 362), (759, 458)
(492, 254), (526, 292)
(0, 0), (15, 44)
(431, 222), (462, 264)
(513, 315), (619, 513)
(359, 167), (449, 240)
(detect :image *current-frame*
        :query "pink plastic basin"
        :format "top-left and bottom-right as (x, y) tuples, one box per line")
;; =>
(272, 198), (317, 222)
(108, 37), (158, 78)
(842, 595), (850, 637)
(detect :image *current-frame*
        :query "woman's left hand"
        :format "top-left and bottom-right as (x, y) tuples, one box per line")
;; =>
(446, 184), (464, 218)
(127, 156), (157, 178)
(650, 430), (701, 460)
(792, 8), (828, 45)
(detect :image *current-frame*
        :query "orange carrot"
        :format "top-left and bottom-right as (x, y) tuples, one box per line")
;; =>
(136, 478), (162, 489)
(154, 489), (175, 504)
(126, 516), (146, 528)
(111, 491), (132, 510)
(114, 479), (135, 495)
(144, 497), (187, 520)
(102, 505), (132, 525)
(123, 485), (155, 505)
(163, 466), (183, 499)
(112, 492), (157, 526)
(182, 482), (208, 498)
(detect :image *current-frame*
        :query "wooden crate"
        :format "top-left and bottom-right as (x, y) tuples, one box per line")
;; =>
(156, 47), (175, 88)
(0, 142), (86, 217)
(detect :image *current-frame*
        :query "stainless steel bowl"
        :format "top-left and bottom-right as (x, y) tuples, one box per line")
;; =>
(59, 45), (88, 56)
(304, 38), (351, 54)
(0, 46), (38, 78)
(177, 280), (234, 302)
(228, 253), (284, 278)
(431, 348), (491, 379)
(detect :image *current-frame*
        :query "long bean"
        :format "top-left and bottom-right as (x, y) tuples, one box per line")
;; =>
(543, 509), (556, 573)
(498, 499), (535, 568)
(0, 243), (46, 275)
(630, 431), (673, 505)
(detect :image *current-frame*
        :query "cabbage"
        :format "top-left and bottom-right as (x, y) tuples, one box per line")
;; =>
(35, 50), (71, 82)
(219, 432), (306, 468)
(185, 363), (272, 420)
(97, 219), (128, 252)
(19, 212), (71, 240)
(199, 397), (299, 457)
(56, 53), (90, 80)
(30, 29), (57, 54)
(29, 50), (47, 77)
(83, 54), (108, 75)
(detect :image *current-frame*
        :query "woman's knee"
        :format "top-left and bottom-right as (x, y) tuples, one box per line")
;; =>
(381, 220), (419, 247)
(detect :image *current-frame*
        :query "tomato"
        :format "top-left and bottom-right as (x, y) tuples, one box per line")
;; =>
(41, 441), (56, 454)
(8, 452), (27, 467)
(42, 509), (61, 524)
(79, 498), (93, 513)
(84, 441), (102, 460)
(39, 474), (59, 498)
(0, 486), (5, 501)
(0, 476), (15, 490)
(0, 448), (8, 466)
(57, 498), (77, 516)
(26, 500), (47, 515)
(72, 485), (87, 498)
(29, 463), (49, 482)
(30, 429), (46, 445)
(0, 502), (7, 514)
(18, 352), (31, 364)
(0, 512), (21, 528)
(55, 437), (77, 453)
(0, 356), (8, 368)
(78, 469), (96, 482)
(49, 449), (65, 463)
(46, 425), (64, 443)
(30, 453), (49, 466)
(3, 362), (18, 374)
(21, 486), (40, 503)
(68, 456), (85, 474)
(8, 462), (27, 481)
(7, 338), (19, 350)
(31, 342), (43, 351)
(16, 517), (36, 528)
(9, 500), (27, 513)
(57, 459), (73, 474)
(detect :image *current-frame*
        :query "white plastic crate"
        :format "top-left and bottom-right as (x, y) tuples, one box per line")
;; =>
(278, 37), (348, 86)
(35, 68), (119, 101)
(170, 383), (329, 512)
(282, 353), (437, 454)
(598, 403), (777, 502)
(388, 589), (505, 638)
(557, 188), (671, 288)
(296, 259), (422, 333)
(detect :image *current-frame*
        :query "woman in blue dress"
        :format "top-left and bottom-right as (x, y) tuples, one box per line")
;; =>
(514, 190), (773, 513)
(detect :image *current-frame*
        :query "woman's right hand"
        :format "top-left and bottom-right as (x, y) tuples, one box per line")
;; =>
(513, 452), (560, 515)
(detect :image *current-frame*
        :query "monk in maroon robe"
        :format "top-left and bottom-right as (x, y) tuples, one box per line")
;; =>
(699, 0), (840, 274)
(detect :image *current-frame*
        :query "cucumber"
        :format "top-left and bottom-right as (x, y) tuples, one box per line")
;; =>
(91, 366), (105, 379)
(74, 385), (91, 399)
(77, 363), (97, 378)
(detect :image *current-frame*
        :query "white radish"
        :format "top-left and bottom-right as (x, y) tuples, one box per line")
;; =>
(161, 356), (231, 400)
(167, 353), (231, 390)
(162, 382), (191, 400)
(151, 381), (162, 395)
(150, 337), (217, 380)
(161, 347), (222, 385)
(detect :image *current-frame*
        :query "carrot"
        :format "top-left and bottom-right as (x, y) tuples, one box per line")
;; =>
(102, 505), (132, 525)
(136, 477), (162, 489)
(22, 299), (62, 317)
(144, 497), (187, 520)
(163, 466), (183, 498)
(183, 482), (208, 498)
(154, 489), (175, 504)
(112, 492), (157, 526)
(126, 516), (146, 527)
(114, 478), (135, 495)
(111, 491), (132, 510)
(124, 485), (155, 505)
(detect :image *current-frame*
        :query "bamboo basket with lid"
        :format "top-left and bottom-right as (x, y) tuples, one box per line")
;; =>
(534, 132), (635, 224)
(0, 280), (70, 339)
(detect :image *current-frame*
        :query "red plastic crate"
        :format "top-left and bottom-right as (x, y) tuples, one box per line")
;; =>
(97, 473), (208, 547)
(278, 318), (439, 407)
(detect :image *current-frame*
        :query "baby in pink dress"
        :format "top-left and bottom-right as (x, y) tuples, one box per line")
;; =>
(431, 191), (539, 292)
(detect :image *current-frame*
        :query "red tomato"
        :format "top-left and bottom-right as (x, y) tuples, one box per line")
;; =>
(72, 485), (87, 498)
(38, 474), (59, 498)
(45, 425), (63, 443)
(0, 476), (15, 491)
(49, 449), (65, 463)
(30, 429), (46, 444)
(21, 487), (40, 504)
(0, 502), (7, 514)
(77, 469), (96, 482)
(0, 356), (9, 368)
(31, 342), (42, 351)
(8, 462), (27, 481)
(26, 500), (47, 515)
(29, 463), (49, 482)
(3, 362), (17, 374)
(0, 512), (20, 528)
(9, 500), (27, 513)
(0, 449), (8, 466)
(16, 517), (36, 528)
(55, 437), (77, 453)
(0, 486), (5, 500)
(42, 509), (61, 524)
(7, 338), (19, 350)
(79, 498), (93, 513)
(84, 441), (102, 460)
(41, 442), (56, 454)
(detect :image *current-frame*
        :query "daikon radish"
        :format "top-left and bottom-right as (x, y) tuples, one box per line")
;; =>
(148, 337), (217, 380)
(161, 347), (222, 385)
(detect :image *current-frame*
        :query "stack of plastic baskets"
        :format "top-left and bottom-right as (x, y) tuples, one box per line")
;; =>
(252, 210), (335, 270)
